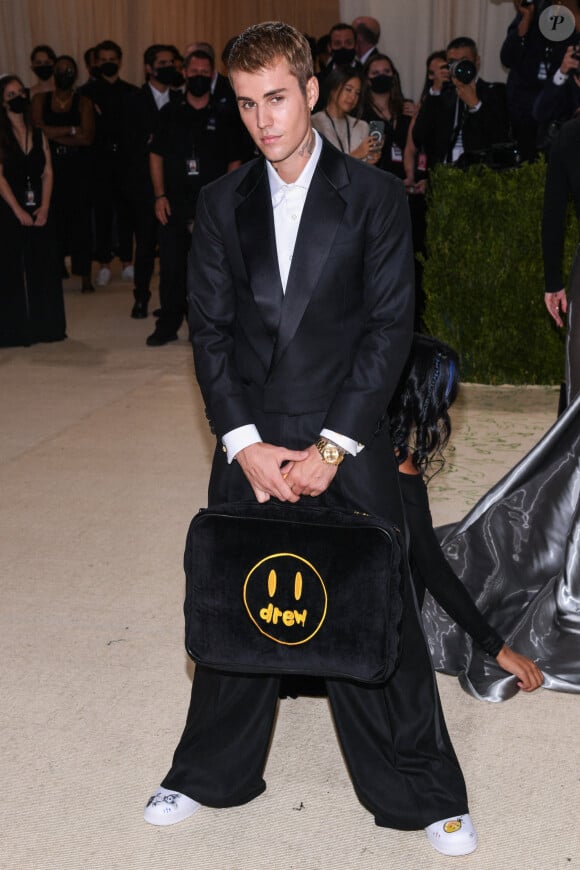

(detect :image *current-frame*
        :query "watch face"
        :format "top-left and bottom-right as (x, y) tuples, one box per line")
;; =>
(323, 444), (341, 464)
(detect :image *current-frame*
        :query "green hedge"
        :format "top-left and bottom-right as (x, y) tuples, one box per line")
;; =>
(420, 160), (574, 384)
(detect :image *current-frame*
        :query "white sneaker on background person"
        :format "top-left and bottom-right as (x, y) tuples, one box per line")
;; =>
(143, 786), (201, 826)
(425, 814), (478, 856)
(121, 264), (134, 281)
(96, 266), (112, 287)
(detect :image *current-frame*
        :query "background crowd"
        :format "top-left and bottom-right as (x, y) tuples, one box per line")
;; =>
(2, 1), (580, 347)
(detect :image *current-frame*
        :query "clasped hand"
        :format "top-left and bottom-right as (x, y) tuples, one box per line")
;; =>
(236, 442), (338, 503)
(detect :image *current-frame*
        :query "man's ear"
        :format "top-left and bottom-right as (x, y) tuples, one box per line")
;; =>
(306, 75), (319, 111)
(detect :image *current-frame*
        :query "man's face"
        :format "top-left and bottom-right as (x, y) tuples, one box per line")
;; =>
(185, 57), (212, 79)
(97, 48), (121, 77)
(446, 46), (479, 71)
(232, 58), (317, 173)
(329, 29), (355, 52)
(152, 50), (175, 72)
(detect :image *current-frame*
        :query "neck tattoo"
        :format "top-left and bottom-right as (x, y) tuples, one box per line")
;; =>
(298, 130), (315, 158)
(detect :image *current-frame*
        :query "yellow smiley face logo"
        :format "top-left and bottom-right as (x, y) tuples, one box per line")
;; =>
(443, 820), (463, 834)
(243, 553), (327, 645)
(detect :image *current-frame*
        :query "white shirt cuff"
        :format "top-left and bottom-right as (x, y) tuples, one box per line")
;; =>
(468, 101), (482, 113)
(320, 429), (363, 456)
(222, 424), (262, 463)
(553, 69), (568, 86)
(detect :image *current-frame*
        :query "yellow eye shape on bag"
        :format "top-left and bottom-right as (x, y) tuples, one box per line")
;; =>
(243, 553), (327, 645)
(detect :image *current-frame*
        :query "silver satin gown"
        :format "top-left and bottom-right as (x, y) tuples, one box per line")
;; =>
(423, 391), (580, 702)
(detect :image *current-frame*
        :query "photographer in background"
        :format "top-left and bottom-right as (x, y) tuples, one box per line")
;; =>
(533, 1), (580, 153)
(412, 36), (509, 169)
(500, 1), (555, 161)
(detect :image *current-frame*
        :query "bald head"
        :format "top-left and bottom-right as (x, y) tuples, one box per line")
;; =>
(352, 16), (380, 38)
(352, 16), (380, 60)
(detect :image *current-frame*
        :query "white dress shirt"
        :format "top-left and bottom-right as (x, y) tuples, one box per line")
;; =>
(222, 130), (359, 462)
(148, 82), (171, 111)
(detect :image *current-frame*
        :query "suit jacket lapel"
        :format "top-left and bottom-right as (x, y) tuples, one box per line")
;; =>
(235, 162), (284, 339)
(272, 143), (349, 368)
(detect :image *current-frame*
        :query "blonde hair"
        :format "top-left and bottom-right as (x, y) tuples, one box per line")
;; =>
(228, 22), (313, 94)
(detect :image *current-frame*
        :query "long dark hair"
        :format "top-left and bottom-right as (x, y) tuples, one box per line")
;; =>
(322, 66), (366, 120)
(364, 53), (404, 120)
(0, 76), (33, 162)
(420, 50), (447, 104)
(389, 334), (460, 474)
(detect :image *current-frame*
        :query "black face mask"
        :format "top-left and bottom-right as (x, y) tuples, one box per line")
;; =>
(100, 61), (119, 78)
(153, 66), (180, 87)
(54, 69), (76, 90)
(332, 48), (356, 66)
(7, 95), (29, 114)
(33, 64), (54, 81)
(187, 75), (211, 97)
(369, 74), (394, 94)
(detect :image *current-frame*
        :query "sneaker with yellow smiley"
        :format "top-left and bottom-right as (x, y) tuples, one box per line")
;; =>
(425, 813), (478, 856)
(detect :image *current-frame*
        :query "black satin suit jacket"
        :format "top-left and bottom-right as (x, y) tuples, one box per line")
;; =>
(188, 139), (414, 464)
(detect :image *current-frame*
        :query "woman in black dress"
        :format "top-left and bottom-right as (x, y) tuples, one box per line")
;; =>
(32, 56), (95, 292)
(0, 75), (66, 346)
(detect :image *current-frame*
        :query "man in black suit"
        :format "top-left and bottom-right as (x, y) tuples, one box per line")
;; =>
(122, 44), (181, 318)
(314, 22), (360, 111)
(352, 15), (381, 65)
(143, 22), (477, 857)
(413, 36), (509, 167)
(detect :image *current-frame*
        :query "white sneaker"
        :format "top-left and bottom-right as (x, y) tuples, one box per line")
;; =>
(144, 786), (201, 827)
(121, 264), (134, 281)
(425, 814), (477, 856)
(96, 266), (111, 287)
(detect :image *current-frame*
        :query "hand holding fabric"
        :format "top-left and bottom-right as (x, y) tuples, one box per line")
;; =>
(495, 644), (544, 692)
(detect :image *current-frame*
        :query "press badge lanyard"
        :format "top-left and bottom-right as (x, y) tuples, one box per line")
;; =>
(324, 110), (351, 153)
(186, 109), (217, 176)
(24, 129), (36, 207)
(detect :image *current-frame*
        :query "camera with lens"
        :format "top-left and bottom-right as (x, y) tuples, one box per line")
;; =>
(447, 59), (477, 85)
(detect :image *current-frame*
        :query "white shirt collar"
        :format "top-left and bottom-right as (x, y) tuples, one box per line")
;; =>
(358, 46), (377, 66)
(148, 81), (170, 110)
(266, 129), (322, 202)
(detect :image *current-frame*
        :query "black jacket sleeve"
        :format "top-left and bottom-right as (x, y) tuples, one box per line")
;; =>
(400, 472), (504, 657)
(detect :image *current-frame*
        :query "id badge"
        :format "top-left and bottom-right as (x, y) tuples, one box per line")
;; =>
(25, 187), (36, 207)
(391, 144), (403, 163)
(417, 151), (428, 172)
(206, 115), (216, 132)
(538, 61), (547, 81)
(186, 157), (200, 176)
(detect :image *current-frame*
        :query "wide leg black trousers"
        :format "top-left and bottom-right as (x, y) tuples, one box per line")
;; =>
(162, 411), (468, 829)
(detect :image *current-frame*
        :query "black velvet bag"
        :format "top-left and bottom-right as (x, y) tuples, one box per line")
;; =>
(184, 501), (404, 684)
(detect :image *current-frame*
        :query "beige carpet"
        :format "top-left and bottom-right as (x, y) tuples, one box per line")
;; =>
(1, 273), (578, 870)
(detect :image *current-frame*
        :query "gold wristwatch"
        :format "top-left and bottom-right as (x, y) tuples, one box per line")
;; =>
(315, 437), (346, 466)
